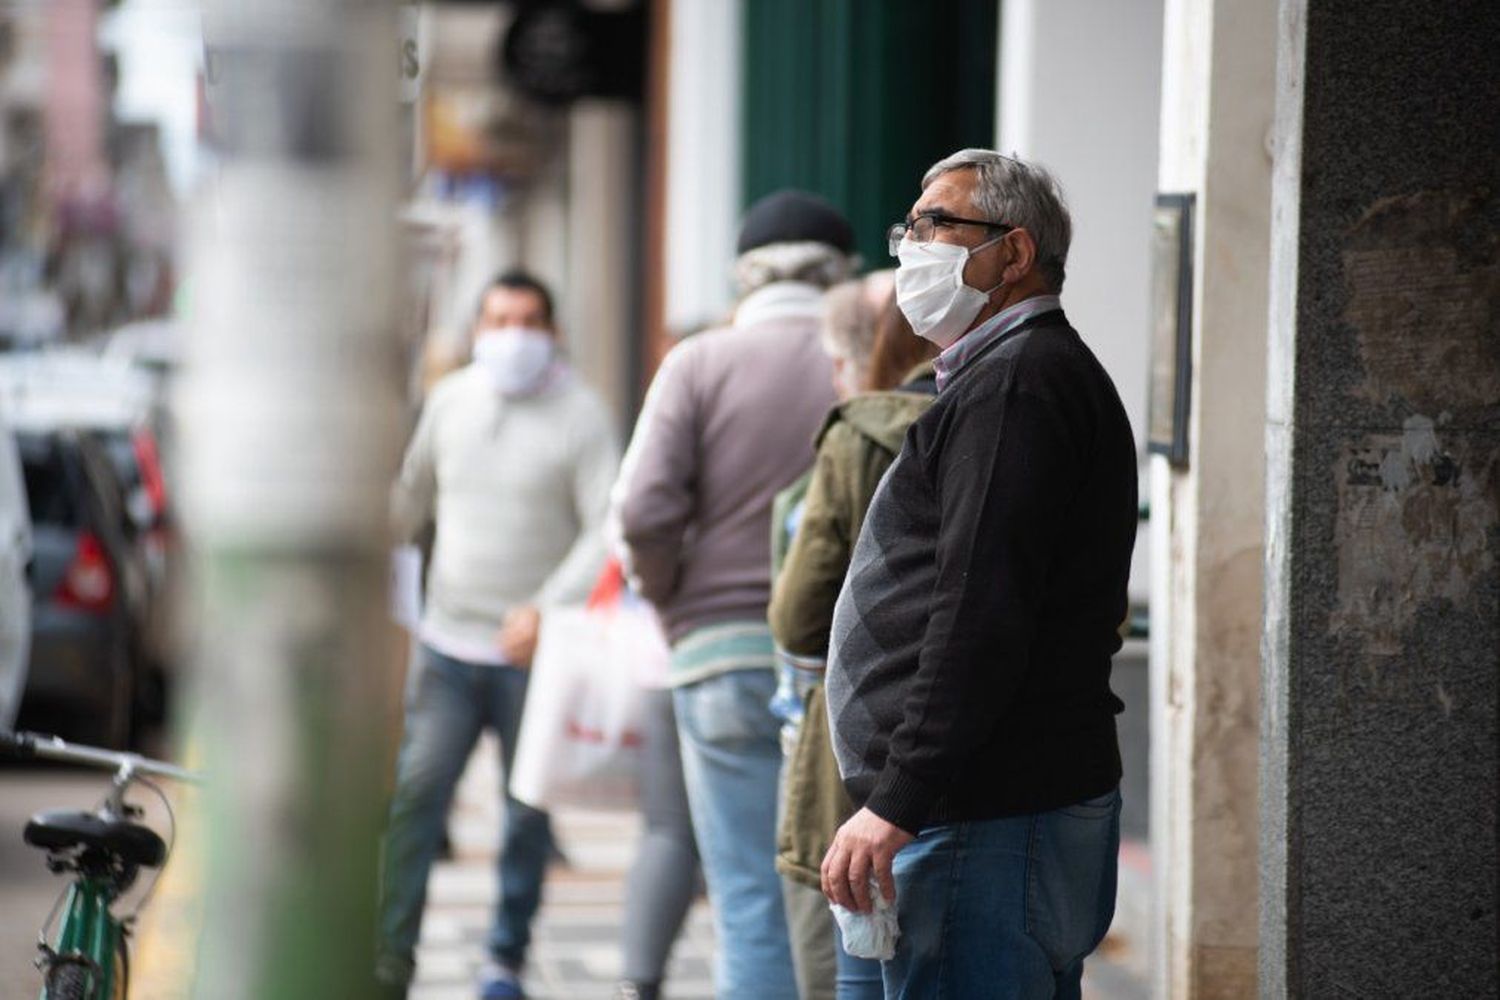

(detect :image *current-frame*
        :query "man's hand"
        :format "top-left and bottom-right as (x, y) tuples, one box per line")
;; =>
(820, 807), (915, 913)
(498, 605), (541, 668)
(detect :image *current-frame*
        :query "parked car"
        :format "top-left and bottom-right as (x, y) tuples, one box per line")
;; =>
(1, 350), (178, 744)
(14, 425), (151, 748)
(96, 421), (177, 720)
(0, 409), (32, 731)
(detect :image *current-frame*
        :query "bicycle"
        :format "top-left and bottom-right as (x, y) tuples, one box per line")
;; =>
(1, 730), (201, 1000)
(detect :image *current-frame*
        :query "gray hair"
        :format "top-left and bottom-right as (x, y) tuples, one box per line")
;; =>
(820, 278), (880, 368)
(733, 240), (857, 297)
(922, 149), (1072, 291)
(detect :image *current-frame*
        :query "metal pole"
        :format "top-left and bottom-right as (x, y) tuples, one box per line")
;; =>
(181, 2), (402, 997)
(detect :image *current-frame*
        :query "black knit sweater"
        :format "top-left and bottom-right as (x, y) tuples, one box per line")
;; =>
(825, 310), (1138, 834)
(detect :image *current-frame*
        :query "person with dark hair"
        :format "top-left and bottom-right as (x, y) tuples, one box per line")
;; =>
(486, 269), (557, 326)
(378, 270), (620, 1000)
(768, 279), (936, 1000)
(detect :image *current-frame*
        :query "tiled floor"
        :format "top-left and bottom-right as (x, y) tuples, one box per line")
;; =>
(410, 735), (714, 1000)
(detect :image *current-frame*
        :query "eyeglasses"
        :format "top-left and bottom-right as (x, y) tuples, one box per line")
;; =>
(886, 213), (1013, 257)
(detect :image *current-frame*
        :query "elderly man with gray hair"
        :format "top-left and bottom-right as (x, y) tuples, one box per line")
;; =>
(819, 150), (1137, 998)
(612, 189), (854, 1000)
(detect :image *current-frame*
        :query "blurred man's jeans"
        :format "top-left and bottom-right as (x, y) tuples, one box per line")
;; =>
(379, 645), (552, 980)
(673, 668), (798, 1000)
(884, 787), (1122, 1000)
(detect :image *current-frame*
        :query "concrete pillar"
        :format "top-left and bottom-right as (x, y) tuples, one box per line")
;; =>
(662, 0), (740, 336)
(998, 0), (1162, 453)
(1150, 0), (1277, 996)
(516, 144), (569, 323)
(565, 99), (639, 426)
(1261, 1), (1500, 995)
(186, 2), (402, 995)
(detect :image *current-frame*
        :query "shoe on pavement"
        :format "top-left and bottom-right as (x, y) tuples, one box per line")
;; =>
(477, 959), (526, 1000)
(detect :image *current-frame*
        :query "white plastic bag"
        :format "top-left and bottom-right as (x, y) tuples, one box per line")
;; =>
(586, 564), (672, 689)
(509, 568), (670, 811)
(831, 875), (900, 961)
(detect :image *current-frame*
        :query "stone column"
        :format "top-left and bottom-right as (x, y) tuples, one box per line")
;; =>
(998, 0), (1163, 452)
(1150, 0), (1277, 996)
(187, 2), (403, 996)
(1262, 1), (1500, 996)
(662, 0), (741, 338)
(566, 99), (640, 427)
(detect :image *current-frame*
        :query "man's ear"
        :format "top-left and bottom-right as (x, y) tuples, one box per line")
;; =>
(1006, 230), (1039, 283)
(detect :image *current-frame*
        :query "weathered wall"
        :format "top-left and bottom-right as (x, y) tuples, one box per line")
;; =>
(999, 0), (1163, 455)
(662, 0), (740, 333)
(1262, 1), (1500, 995)
(1151, 0), (1276, 996)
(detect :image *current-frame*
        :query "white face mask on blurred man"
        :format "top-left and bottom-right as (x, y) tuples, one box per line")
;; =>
(473, 327), (556, 396)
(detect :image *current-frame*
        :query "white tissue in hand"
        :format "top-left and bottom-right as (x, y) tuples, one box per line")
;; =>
(830, 875), (899, 961)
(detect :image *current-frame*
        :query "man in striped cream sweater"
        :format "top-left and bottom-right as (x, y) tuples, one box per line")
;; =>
(378, 271), (619, 1000)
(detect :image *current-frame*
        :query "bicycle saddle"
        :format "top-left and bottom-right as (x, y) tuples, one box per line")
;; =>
(24, 810), (167, 868)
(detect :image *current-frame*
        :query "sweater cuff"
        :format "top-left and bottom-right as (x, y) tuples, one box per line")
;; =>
(864, 764), (939, 836)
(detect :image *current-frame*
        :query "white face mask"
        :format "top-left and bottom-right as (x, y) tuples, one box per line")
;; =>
(472, 326), (556, 396)
(895, 233), (1006, 348)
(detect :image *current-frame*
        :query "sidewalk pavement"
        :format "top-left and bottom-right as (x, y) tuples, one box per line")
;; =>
(411, 734), (712, 1000)
(410, 735), (1150, 1000)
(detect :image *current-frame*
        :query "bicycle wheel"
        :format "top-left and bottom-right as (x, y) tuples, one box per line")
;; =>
(43, 960), (91, 1000)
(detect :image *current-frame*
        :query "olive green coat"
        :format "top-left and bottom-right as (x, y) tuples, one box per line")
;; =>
(768, 375), (935, 887)
(768, 387), (935, 661)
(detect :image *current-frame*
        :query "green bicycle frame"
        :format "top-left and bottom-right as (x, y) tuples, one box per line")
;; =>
(42, 876), (120, 1000)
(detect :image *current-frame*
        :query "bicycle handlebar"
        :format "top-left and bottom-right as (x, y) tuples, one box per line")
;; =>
(0, 730), (201, 785)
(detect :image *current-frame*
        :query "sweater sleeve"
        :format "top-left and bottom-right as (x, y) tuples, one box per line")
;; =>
(768, 429), (856, 664)
(864, 377), (1076, 833)
(533, 393), (621, 608)
(610, 344), (699, 605)
(390, 395), (440, 544)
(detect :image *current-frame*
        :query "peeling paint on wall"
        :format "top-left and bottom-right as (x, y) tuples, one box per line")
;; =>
(1341, 190), (1500, 411)
(1331, 188), (1500, 658)
(1331, 418), (1497, 656)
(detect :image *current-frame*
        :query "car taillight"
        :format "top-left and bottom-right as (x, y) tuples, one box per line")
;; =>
(54, 532), (115, 613)
(132, 429), (168, 518)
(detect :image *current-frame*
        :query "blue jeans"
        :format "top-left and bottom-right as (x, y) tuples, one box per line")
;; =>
(673, 669), (798, 1000)
(884, 788), (1121, 1000)
(834, 919), (886, 1000)
(379, 645), (553, 977)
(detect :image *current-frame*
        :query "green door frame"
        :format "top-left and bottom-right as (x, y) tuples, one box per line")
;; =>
(741, 0), (999, 268)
